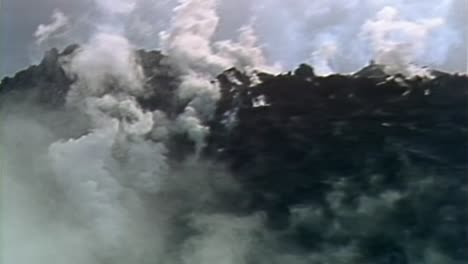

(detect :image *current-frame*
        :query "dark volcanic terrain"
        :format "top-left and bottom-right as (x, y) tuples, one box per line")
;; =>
(2, 46), (467, 263)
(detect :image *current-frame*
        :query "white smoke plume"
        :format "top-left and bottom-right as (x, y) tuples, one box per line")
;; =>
(34, 9), (69, 44)
(3, 0), (272, 263)
(160, 0), (273, 75)
(360, 6), (445, 75)
(309, 40), (338, 76)
(63, 34), (144, 103)
(160, 0), (276, 151)
(0, 107), (252, 263)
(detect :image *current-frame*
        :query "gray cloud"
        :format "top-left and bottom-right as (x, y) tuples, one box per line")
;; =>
(1, 0), (466, 77)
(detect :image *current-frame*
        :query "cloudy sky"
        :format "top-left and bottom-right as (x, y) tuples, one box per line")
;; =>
(0, 0), (466, 77)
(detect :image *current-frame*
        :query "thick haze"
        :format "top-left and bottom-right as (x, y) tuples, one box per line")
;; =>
(0, 0), (466, 77)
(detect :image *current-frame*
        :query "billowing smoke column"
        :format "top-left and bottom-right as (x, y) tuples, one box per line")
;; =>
(159, 0), (275, 152)
(2, 0), (268, 263)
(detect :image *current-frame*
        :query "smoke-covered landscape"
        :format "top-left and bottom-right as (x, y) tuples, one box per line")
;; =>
(1, 0), (467, 263)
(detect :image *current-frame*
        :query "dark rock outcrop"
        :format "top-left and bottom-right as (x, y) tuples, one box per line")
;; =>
(206, 65), (468, 260)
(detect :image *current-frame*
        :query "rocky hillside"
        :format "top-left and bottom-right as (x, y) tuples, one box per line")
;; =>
(2, 47), (468, 263)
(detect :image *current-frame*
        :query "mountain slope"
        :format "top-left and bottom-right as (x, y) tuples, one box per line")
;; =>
(1, 47), (468, 263)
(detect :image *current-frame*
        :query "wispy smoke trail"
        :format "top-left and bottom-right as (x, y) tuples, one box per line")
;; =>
(34, 9), (69, 44)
